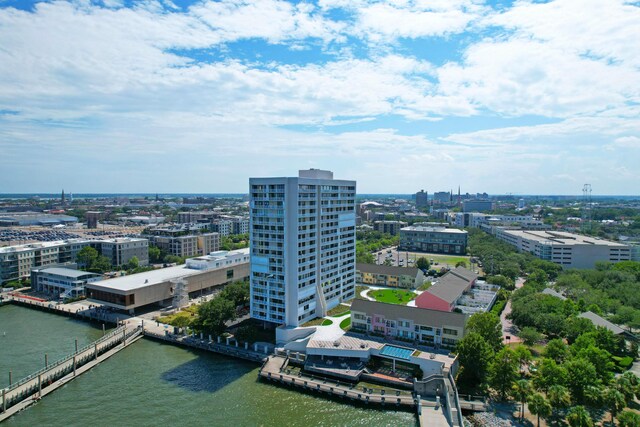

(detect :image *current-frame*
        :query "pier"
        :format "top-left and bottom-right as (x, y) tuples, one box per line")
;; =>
(0, 324), (142, 421)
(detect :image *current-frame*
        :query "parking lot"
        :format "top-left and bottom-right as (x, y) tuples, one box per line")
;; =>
(372, 246), (476, 271)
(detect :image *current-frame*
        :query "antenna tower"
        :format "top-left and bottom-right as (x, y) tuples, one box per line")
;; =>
(581, 184), (592, 232)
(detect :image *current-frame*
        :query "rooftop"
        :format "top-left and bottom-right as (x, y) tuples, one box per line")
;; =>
(351, 298), (467, 329)
(34, 267), (102, 279)
(85, 265), (202, 292)
(356, 262), (420, 277)
(423, 267), (477, 305)
(502, 230), (628, 247)
(401, 226), (467, 234)
(578, 311), (625, 335)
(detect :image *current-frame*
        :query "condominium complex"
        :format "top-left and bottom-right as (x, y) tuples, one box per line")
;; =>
(249, 169), (356, 327)
(356, 263), (426, 289)
(0, 238), (149, 284)
(148, 233), (220, 258)
(350, 299), (468, 350)
(372, 220), (407, 236)
(496, 229), (632, 269)
(399, 226), (468, 255)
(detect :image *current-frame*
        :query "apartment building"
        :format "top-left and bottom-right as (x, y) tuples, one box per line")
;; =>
(356, 263), (426, 289)
(399, 226), (467, 255)
(249, 169), (356, 327)
(495, 229), (632, 269)
(373, 220), (407, 236)
(149, 233), (220, 258)
(350, 299), (468, 349)
(0, 238), (149, 284)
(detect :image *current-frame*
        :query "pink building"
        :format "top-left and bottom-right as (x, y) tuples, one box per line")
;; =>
(415, 267), (477, 312)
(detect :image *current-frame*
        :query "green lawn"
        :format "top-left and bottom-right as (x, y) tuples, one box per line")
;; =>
(340, 317), (351, 330)
(371, 289), (416, 305)
(327, 304), (351, 317)
(321, 319), (334, 326)
(406, 252), (471, 268)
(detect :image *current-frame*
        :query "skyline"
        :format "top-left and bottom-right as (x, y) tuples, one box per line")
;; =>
(1, 0), (639, 194)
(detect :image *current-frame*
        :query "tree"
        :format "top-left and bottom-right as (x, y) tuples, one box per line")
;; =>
(455, 260), (468, 268)
(127, 256), (139, 271)
(219, 281), (250, 308)
(543, 338), (570, 363)
(513, 345), (532, 373)
(194, 297), (236, 336)
(618, 410), (640, 427)
(148, 245), (162, 263)
(455, 332), (493, 387)
(575, 345), (615, 382)
(511, 379), (532, 421)
(489, 347), (519, 399)
(90, 255), (112, 273)
(467, 312), (503, 352)
(565, 358), (599, 403)
(528, 393), (551, 427)
(416, 257), (430, 271)
(519, 327), (542, 346)
(615, 372), (640, 404)
(566, 406), (593, 427)
(603, 387), (626, 425)
(76, 246), (99, 269)
(533, 358), (567, 392)
(564, 317), (595, 344)
(547, 385), (570, 420)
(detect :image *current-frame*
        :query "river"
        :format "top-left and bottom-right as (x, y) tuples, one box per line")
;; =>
(0, 304), (417, 426)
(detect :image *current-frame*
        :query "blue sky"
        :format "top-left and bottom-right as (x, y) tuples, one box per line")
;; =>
(0, 0), (638, 194)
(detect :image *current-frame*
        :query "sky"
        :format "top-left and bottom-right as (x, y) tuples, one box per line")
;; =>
(0, 0), (639, 195)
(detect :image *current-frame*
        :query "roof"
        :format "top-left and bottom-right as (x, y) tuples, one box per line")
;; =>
(85, 265), (202, 292)
(542, 288), (567, 300)
(501, 230), (628, 247)
(424, 268), (476, 304)
(356, 262), (419, 277)
(578, 311), (625, 335)
(350, 298), (467, 329)
(400, 226), (467, 234)
(35, 267), (101, 279)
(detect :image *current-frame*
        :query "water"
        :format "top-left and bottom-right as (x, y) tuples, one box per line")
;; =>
(1, 305), (416, 426)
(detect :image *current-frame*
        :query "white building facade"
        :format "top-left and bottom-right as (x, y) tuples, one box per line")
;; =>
(250, 169), (357, 327)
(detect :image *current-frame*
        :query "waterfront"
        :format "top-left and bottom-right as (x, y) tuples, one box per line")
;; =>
(1, 305), (416, 426)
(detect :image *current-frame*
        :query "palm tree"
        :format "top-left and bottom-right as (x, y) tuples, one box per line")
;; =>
(603, 387), (626, 425)
(618, 410), (640, 427)
(528, 393), (552, 427)
(512, 379), (532, 421)
(547, 384), (571, 420)
(566, 406), (593, 427)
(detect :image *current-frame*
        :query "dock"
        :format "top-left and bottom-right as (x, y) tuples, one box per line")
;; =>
(0, 324), (142, 421)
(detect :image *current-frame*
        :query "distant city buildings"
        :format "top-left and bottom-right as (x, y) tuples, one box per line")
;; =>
(249, 169), (356, 327)
(432, 191), (451, 204)
(85, 211), (100, 229)
(462, 199), (493, 213)
(0, 212), (78, 227)
(399, 226), (467, 255)
(496, 229), (632, 269)
(415, 190), (428, 209)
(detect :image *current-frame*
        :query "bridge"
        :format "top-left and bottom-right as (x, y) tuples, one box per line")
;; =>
(0, 324), (143, 422)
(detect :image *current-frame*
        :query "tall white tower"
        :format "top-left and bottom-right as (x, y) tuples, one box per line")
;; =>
(249, 169), (356, 327)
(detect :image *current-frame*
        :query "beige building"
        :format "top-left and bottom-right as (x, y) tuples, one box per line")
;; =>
(86, 248), (249, 313)
(150, 233), (220, 259)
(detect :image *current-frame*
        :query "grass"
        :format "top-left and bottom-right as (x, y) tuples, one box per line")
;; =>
(370, 289), (416, 305)
(355, 285), (368, 300)
(340, 317), (351, 331)
(417, 281), (432, 291)
(301, 317), (326, 327)
(321, 319), (334, 326)
(327, 304), (351, 317)
(156, 304), (199, 327)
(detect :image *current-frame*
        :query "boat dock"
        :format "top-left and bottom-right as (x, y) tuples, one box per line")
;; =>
(0, 324), (142, 422)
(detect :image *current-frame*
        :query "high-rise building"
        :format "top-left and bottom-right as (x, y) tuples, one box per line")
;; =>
(249, 169), (357, 327)
(415, 190), (428, 208)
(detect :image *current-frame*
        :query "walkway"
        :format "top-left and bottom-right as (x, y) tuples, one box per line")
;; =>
(1, 324), (142, 421)
(500, 277), (524, 344)
(418, 399), (451, 427)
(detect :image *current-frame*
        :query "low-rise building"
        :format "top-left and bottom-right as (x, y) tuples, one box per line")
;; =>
(86, 248), (250, 313)
(495, 229), (632, 269)
(415, 267), (498, 314)
(31, 267), (102, 299)
(356, 263), (425, 289)
(350, 299), (468, 350)
(373, 220), (407, 236)
(149, 233), (220, 258)
(462, 199), (493, 212)
(399, 226), (467, 255)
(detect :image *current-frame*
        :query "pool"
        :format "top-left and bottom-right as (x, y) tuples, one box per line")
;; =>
(379, 345), (414, 360)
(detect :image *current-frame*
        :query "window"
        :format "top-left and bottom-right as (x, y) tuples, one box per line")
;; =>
(226, 269), (234, 280)
(443, 328), (458, 336)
